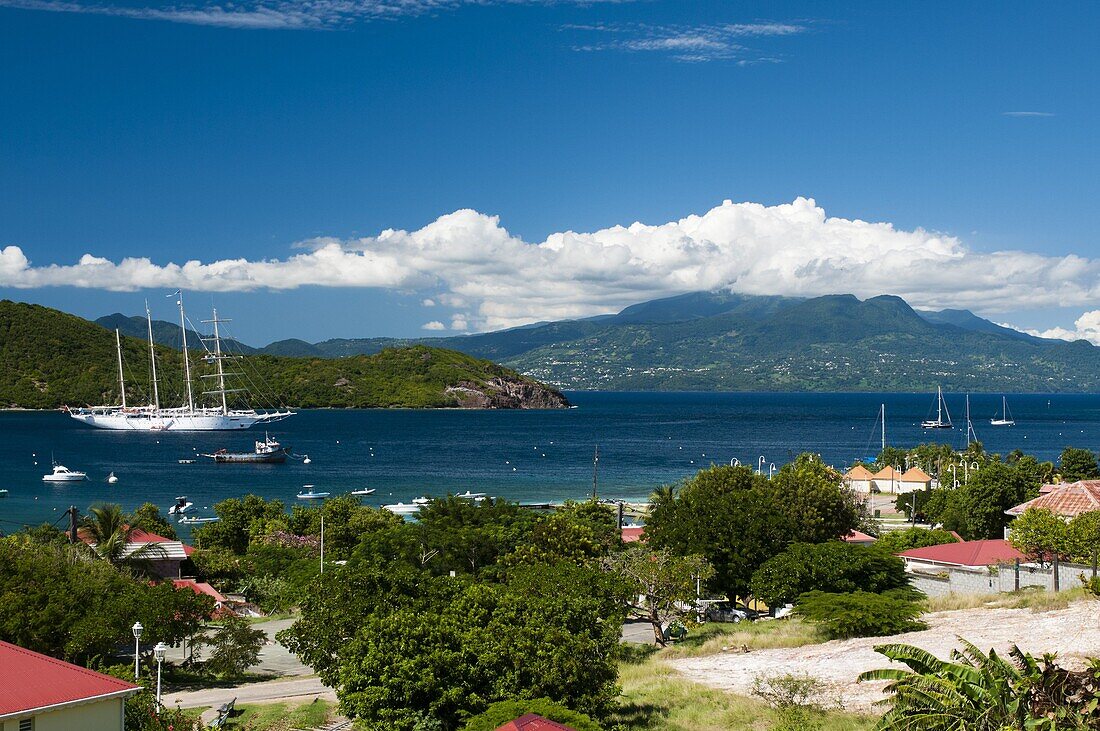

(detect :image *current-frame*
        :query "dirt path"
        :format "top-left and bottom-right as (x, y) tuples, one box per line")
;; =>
(671, 600), (1100, 711)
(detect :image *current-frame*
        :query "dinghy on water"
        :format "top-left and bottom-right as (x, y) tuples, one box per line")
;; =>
(350, 487), (376, 496)
(456, 490), (487, 502)
(297, 485), (330, 500)
(107, 472), (119, 484)
(168, 496), (194, 515)
(178, 516), (219, 524)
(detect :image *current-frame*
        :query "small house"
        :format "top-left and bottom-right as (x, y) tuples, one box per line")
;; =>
(897, 467), (933, 493)
(496, 715), (578, 731)
(842, 465), (875, 493)
(0, 640), (139, 731)
(1006, 480), (1100, 521)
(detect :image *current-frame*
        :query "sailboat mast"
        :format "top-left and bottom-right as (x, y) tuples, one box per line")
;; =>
(881, 404), (886, 452)
(145, 301), (160, 409)
(115, 329), (127, 409)
(937, 386), (943, 423)
(177, 291), (195, 412)
(212, 308), (228, 415)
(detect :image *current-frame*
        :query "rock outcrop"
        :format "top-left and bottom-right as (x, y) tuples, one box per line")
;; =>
(444, 377), (570, 409)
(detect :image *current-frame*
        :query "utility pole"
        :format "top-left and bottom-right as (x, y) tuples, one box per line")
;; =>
(68, 506), (78, 543)
(591, 445), (600, 501)
(319, 513), (324, 575)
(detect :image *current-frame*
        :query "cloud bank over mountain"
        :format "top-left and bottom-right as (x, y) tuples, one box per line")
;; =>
(2, 197), (1098, 333)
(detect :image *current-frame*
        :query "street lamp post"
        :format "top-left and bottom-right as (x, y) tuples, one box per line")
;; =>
(729, 458), (740, 467)
(153, 642), (167, 713)
(131, 622), (143, 680)
(757, 455), (766, 475)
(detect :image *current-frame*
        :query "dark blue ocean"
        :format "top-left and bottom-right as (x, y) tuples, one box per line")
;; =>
(1, 392), (1097, 538)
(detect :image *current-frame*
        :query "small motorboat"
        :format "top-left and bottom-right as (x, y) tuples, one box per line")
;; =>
(456, 490), (487, 502)
(107, 472), (119, 484)
(168, 496), (194, 515)
(0, 488), (8, 497)
(383, 502), (422, 515)
(350, 487), (376, 496)
(42, 463), (87, 482)
(297, 485), (330, 500)
(412, 496), (430, 505)
(178, 459), (196, 465)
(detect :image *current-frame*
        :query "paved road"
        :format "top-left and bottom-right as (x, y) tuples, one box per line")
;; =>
(622, 619), (657, 645)
(163, 676), (335, 709)
(165, 617), (312, 677)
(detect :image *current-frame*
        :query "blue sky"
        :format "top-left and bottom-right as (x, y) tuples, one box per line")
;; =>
(1, 0), (1098, 344)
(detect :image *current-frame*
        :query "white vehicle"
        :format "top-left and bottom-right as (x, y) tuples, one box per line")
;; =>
(168, 496), (194, 515)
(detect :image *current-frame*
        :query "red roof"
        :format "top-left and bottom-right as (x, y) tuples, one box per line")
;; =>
(496, 714), (577, 731)
(621, 526), (645, 543)
(899, 539), (1024, 567)
(71, 525), (195, 556)
(1006, 481), (1100, 518)
(0, 641), (139, 718)
(173, 579), (227, 603)
(843, 530), (876, 543)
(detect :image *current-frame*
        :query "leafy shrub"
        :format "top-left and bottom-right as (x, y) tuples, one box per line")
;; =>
(750, 542), (910, 607)
(795, 591), (926, 639)
(462, 698), (603, 731)
(197, 614), (267, 676)
(751, 673), (828, 731)
(872, 527), (959, 554)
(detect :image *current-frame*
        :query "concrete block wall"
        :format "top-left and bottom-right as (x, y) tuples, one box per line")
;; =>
(908, 561), (1098, 598)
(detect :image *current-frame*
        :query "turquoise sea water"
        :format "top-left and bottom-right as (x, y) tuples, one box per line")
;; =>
(1, 391), (1098, 537)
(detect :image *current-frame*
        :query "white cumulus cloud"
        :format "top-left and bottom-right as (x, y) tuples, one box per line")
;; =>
(4, 197), (1100, 333)
(1007, 311), (1100, 345)
(421, 320), (446, 331)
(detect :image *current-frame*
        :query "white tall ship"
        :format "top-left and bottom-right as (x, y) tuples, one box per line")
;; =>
(67, 293), (293, 431)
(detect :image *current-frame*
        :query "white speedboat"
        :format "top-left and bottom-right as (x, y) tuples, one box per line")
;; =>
(0, 488), (8, 497)
(297, 485), (330, 500)
(456, 490), (487, 502)
(350, 487), (376, 496)
(168, 496), (194, 515)
(107, 472), (119, 484)
(383, 502), (422, 515)
(42, 464), (87, 482)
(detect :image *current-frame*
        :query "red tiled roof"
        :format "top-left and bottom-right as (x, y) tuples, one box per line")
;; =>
(899, 539), (1024, 567)
(843, 465), (875, 480)
(71, 525), (194, 557)
(173, 579), (227, 603)
(0, 641), (139, 718)
(496, 714), (577, 731)
(843, 530), (876, 543)
(621, 526), (645, 543)
(1006, 481), (1100, 517)
(899, 467), (932, 483)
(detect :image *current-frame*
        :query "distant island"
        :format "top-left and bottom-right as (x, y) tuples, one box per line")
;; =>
(100, 291), (1100, 393)
(0, 301), (569, 410)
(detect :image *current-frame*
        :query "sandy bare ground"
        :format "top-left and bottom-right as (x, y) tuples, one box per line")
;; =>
(671, 600), (1100, 711)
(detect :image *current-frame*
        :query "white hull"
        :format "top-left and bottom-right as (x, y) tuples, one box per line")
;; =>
(42, 475), (87, 482)
(68, 408), (293, 431)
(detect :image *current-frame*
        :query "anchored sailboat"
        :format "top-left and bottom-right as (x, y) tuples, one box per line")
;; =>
(921, 386), (953, 429)
(67, 292), (294, 431)
(991, 396), (1015, 426)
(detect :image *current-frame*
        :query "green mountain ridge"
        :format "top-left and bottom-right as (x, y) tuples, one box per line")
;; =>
(95, 291), (1100, 392)
(4, 302), (569, 410)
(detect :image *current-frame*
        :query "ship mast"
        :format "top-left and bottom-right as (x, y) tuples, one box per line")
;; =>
(201, 308), (244, 416)
(115, 329), (127, 409)
(880, 403), (886, 452)
(176, 291), (195, 412)
(145, 300), (160, 409)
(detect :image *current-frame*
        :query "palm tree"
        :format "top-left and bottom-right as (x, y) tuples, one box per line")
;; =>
(81, 503), (166, 570)
(859, 640), (1098, 730)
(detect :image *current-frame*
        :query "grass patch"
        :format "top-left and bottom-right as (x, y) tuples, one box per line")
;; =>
(227, 699), (332, 730)
(609, 657), (875, 731)
(655, 619), (825, 659)
(161, 666), (276, 691)
(922, 586), (1093, 614)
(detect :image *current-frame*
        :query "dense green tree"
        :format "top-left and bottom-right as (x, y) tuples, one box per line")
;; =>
(287, 496), (402, 560)
(129, 502), (177, 540)
(646, 458), (859, 599)
(0, 540), (212, 662)
(1066, 511), (1100, 564)
(941, 462), (1037, 540)
(462, 698), (603, 731)
(197, 614), (267, 676)
(507, 501), (618, 567)
(750, 543), (910, 607)
(872, 527), (959, 555)
(602, 546), (712, 645)
(796, 591), (925, 640)
(1008, 508), (1069, 564)
(193, 494), (287, 554)
(1060, 447), (1100, 482)
(280, 561), (626, 730)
